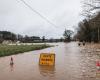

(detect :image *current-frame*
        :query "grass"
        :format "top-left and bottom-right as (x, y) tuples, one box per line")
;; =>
(0, 44), (52, 57)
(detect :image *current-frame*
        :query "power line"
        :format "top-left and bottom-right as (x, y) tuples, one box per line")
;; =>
(16, 0), (58, 28)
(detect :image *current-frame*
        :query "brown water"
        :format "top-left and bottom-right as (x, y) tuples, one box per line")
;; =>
(0, 42), (99, 80)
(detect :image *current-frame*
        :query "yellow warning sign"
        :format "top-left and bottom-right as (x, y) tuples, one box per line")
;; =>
(39, 53), (55, 66)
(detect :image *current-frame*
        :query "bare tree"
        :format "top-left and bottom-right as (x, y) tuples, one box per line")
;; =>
(81, 0), (100, 18)
(63, 29), (73, 42)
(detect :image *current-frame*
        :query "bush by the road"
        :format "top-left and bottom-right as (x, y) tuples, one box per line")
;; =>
(0, 44), (51, 57)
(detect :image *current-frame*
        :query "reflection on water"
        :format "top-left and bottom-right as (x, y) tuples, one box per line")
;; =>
(10, 63), (14, 71)
(39, 65), (55, 77)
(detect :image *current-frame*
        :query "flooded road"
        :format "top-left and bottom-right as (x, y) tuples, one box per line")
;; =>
(0, 42), (99, 80)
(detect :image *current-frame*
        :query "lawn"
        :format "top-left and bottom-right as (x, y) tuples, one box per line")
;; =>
(0, 44), (51, 57)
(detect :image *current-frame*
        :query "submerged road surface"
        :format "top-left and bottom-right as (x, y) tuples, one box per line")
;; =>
(0, 42), (99, 80)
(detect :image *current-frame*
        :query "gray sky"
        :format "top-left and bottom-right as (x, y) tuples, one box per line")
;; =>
(0, 0), (83, 38)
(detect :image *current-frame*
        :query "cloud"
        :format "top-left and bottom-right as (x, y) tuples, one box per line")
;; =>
(0, 0), (83, 38)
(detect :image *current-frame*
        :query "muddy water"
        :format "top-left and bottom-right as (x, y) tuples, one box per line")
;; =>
(0, 42), (98, 80)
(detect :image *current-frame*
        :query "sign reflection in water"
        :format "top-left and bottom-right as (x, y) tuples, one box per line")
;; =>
(39, 65), (55, 77)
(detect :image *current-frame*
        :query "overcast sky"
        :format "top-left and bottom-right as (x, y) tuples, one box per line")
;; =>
(0, 0), (84, 38)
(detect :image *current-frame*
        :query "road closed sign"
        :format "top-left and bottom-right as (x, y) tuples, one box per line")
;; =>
(39, 53), (55, 66)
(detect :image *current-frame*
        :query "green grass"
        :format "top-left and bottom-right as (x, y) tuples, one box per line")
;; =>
(0, 44), (52, 57)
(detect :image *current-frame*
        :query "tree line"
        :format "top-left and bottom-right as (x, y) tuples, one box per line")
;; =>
(75, 0), (100, 42)
(0, 31), (41, 43)
(0, 31), (66, 43)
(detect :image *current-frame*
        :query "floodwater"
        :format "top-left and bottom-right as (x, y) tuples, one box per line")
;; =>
(0, 42), (99, 80)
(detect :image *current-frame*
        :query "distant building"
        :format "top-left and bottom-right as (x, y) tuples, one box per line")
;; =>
(23, 36), (41, 43)
(30, 36), (40, 41)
